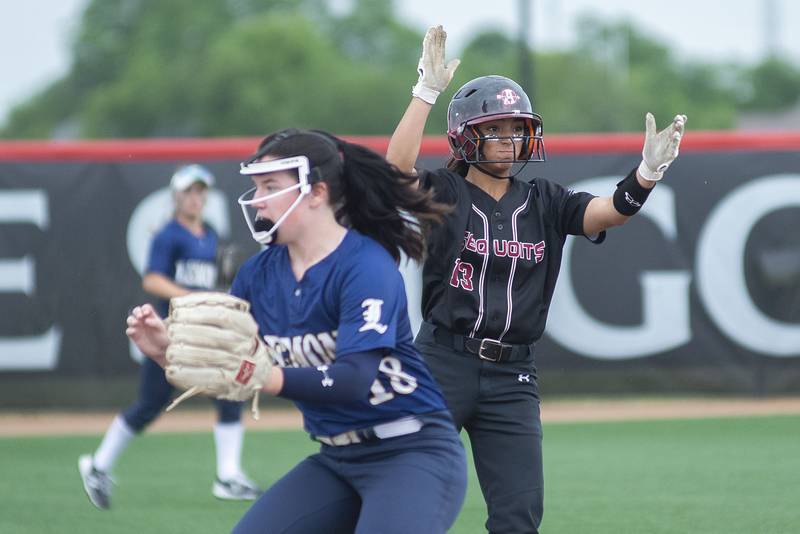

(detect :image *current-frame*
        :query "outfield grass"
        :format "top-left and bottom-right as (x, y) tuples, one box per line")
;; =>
(1, 414), (798, 533)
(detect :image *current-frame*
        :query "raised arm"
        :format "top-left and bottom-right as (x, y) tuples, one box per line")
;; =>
(386, 99), (436, 174)
(386, 25), (460, 174)
(583, 113), (686, 236)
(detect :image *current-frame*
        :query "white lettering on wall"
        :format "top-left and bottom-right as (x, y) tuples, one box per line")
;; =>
(546, 177), (691, 359)
(696, 175), (800, 356)
(0, 190), (62, 370)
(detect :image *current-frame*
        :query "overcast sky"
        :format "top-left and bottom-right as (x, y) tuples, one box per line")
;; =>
(1, 0), (798, 125)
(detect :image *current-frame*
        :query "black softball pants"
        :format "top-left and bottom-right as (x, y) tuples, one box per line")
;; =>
(416, 322), (543, 534)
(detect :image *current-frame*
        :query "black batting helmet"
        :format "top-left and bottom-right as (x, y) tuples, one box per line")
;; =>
(446, 75), (545, 164)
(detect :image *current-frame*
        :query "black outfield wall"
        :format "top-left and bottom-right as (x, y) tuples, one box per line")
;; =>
(1, 132), (798, 407)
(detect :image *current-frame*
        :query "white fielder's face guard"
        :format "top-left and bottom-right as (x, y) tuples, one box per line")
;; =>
(238, 155), (313, 245)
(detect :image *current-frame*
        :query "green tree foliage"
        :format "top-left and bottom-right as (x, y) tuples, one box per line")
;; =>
(191, 2), (421, 135)
(741, 57), (800, 111)
(2, 3), (798, 139)
(566, 15), (740, 131)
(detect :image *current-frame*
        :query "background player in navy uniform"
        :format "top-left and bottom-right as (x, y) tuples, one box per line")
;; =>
(79, 164), (260, 510)
(386, 26), (687, 534)
(125, 129), (468, 534)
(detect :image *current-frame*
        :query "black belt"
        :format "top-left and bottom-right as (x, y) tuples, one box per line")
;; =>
(429, 324), (533, 363)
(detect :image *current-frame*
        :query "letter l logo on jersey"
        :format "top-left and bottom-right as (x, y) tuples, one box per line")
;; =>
(359, 298), (388, 334)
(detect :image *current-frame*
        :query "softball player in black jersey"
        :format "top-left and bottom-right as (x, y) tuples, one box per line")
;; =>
(387, 26), (686, 533)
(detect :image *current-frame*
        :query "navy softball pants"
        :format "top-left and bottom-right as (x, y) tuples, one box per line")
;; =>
(122, 357), (242, 432)
(231, 411), (467, 534)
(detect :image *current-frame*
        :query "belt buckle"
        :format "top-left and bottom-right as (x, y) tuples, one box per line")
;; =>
(478, 338), (503, 361)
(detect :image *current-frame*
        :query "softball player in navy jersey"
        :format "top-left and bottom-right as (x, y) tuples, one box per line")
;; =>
(79, 165), (260, 510)
(126, 129), (467, 534)
(386, 26), (686, 533)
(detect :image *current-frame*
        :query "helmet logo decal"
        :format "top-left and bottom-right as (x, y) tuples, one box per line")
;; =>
(496, 89), (521, 106)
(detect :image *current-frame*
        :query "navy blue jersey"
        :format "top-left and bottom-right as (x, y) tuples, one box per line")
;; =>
(146, 219), (218, 316)
(230, 230), (447, 437)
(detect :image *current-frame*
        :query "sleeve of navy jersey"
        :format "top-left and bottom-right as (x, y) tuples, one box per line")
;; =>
(334, 244), (403, 358)
(536, 178), (597, 238)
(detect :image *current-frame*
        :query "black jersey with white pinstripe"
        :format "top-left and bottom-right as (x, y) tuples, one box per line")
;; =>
(419, 168), (603, 345)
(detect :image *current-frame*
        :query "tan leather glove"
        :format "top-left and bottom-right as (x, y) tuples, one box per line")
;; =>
(164, 292), (273, 419)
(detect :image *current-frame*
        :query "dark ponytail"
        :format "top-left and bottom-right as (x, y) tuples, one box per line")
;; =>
(252, 129), (450, 263)
(331, 139), (450, 263)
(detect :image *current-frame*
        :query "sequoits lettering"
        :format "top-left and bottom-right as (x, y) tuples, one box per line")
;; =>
(462, 230), (546, 263)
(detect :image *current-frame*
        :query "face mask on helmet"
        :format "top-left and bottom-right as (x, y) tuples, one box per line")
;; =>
(447, 76), (546, 169)
(238, 156), (315, 245)
(458, 116), (544, 164)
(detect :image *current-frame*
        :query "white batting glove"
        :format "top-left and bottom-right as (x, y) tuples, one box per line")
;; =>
(412, 25), (461, 105)
(638, 113), (687, 181)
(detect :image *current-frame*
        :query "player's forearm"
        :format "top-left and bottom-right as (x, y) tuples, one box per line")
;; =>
(273, 350), (383, 403)
(142, 273), (191, 300)
(261, 366), (284, 395)
(583, 165), (660, 235)
(147, 349), (168, 368)
(386, 98), (433, 174)
(583, 197), (629, 235)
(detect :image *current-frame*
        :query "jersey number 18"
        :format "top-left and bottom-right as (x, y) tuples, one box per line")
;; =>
(368, 356), (418, 405)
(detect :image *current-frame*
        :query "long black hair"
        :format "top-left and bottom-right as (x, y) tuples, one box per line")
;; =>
(248, 128), (450, 263)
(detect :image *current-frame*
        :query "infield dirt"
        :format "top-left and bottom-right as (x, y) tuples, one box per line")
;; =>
(3, 396), (800, 437)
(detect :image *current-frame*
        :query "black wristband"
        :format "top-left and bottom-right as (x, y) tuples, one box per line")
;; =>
(612, 167), (653, 216)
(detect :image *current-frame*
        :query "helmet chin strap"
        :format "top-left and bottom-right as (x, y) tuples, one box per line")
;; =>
(471, 158), (531, 180)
